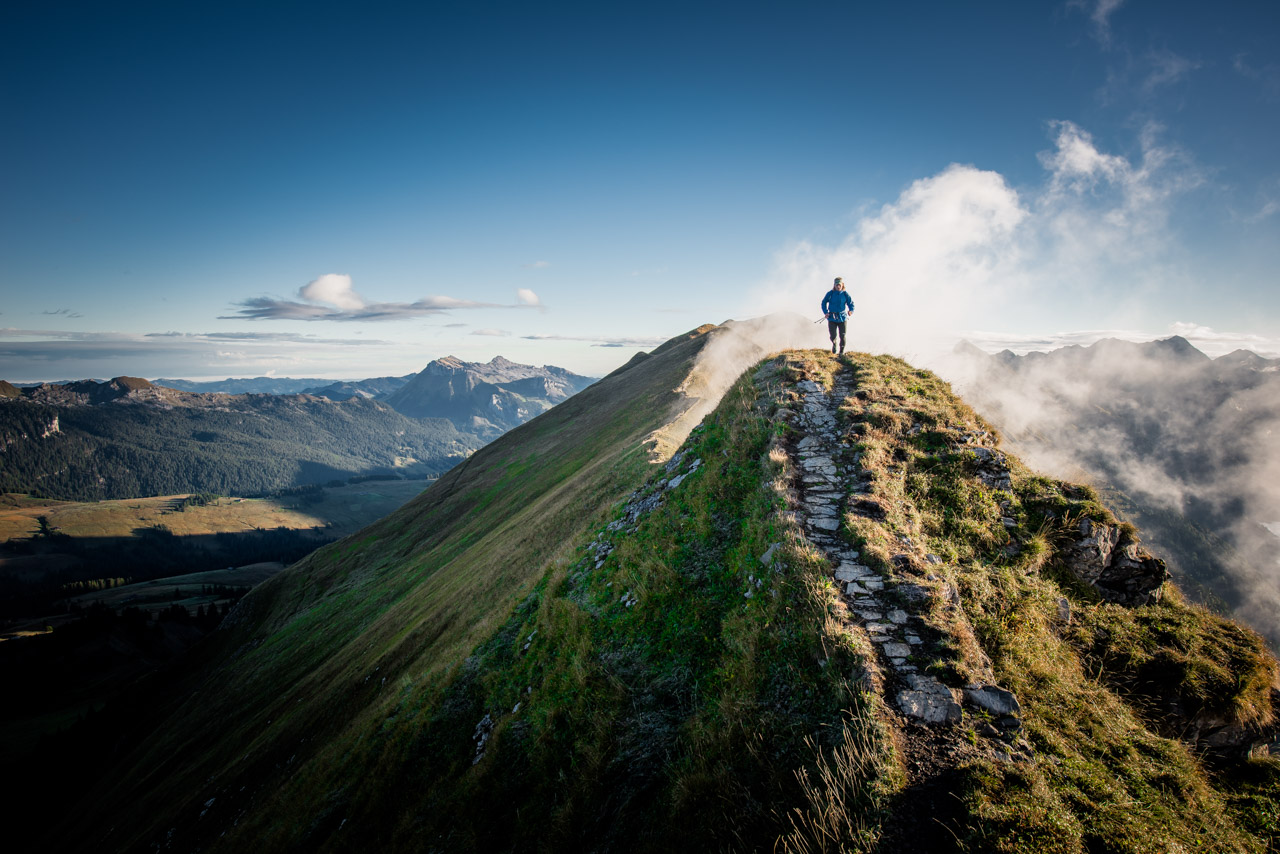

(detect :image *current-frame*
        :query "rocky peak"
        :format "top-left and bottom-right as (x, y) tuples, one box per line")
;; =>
(110, 376), (155, 392)
(427, 356), (468, 373)
(1151, 335), (1211, 363)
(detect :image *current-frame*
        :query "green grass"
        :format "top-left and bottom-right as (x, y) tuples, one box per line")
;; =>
(839, 352), (1278, 854)
(56, 342), (1280, 854)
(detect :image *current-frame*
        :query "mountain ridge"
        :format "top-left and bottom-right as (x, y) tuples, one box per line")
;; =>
(42, 325), (1279, 853)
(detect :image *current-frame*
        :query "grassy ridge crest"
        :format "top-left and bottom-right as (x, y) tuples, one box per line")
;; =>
(57, 342), (1279, 853)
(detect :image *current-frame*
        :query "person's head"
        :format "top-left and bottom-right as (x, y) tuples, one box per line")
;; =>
(833, 276), (845, 290)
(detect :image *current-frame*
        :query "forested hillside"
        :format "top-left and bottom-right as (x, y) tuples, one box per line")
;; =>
(0, 395), (475, 500)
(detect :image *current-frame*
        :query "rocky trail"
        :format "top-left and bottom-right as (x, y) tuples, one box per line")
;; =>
(782, 363), (1034, 843)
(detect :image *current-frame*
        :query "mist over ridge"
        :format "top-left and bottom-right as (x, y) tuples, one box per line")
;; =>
(944, 335), (1280, 647)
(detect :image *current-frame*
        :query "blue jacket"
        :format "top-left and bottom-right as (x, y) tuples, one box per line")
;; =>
(821, 289), (854, 322)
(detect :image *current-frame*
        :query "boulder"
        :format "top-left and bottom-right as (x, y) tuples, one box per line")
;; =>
(1063, 519), (1168, 606)
(964, 684), (1021, 717)
(896, 674), (962, 724)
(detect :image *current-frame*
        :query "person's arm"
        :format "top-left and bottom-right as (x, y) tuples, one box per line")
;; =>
(821, 293), (831, 317)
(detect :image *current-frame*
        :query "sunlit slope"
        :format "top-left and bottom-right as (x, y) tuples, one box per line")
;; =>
(63, 324), (719, 853)
(66, 343), (1278, 854)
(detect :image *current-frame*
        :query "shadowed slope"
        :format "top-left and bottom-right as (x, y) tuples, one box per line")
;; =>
(59, 324), (719, 853)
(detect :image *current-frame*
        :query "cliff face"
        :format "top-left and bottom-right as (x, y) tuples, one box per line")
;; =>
(55, 337), (1280, 854)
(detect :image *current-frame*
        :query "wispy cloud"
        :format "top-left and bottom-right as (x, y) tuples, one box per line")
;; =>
(223, 274), (542, 321)
(522, 333), (668, 348)
(0, 327), (392, 382)
(1037, 120), (1202, 262)
(145, 331), (389, 345)
(1141, 48), (1200, 94)
(1070, 0), (1126, 48)
(961, 325), (1280, 359)
(42, 308), (84, 319)
(1247, 200), (1280, 223)
(1238, 178), (1280, 224)
(471, 328), (511, 337)
(1234, 52), (1280, 99)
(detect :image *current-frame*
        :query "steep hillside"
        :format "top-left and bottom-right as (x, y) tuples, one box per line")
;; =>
(384, 354), (596, 437)
(0, 385), (475, 500)
(54, 337), (1279, 853)
(950, 337), (1280, 648)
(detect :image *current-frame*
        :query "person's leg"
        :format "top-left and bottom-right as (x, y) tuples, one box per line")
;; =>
(838, 321), (847, 354)
(827, 320), (838, 353)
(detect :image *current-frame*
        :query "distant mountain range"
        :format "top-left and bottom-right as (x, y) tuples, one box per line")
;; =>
(949, 335), (1280, 644)
(300, 375), (415, 400)
(154, 357), (597, 437)
(152, 376), (346, 395)
(382, 355), (596, 438)
(0, 356), (596, 500)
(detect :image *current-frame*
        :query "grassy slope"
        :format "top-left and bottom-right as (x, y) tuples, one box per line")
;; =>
(60, 324), (719, 853)
(61, 343), (1279, 854)
(836, 352), (1278, 853)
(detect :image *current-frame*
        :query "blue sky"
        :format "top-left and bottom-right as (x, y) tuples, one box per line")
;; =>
(2, 0), (1278, 381)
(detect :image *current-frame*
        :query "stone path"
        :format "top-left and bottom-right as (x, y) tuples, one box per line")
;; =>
(788, 373), (1012, 729)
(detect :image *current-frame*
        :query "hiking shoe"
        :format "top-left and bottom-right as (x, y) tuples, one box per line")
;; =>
(831, 343), (837, 354)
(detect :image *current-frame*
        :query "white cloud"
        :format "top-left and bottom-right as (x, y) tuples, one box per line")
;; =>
(752, 162), (1027, 360)
(1039, 121), (1129, 191)
(299, 273), (365, 311)
(1034, 120), (1202, 272)
(472, 328), (511, 337)
(523, 333), (668, 348)
(225, 278), (542, 322)
(748, 120), (1207, 363)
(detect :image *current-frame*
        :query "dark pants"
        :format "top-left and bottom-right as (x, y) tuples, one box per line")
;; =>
(828, 320), (847, 351)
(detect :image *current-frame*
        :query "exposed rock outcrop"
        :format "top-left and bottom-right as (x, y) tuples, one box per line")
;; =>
(1064, 519), (1169, 606)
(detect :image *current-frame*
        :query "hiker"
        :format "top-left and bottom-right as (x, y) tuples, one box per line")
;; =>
(821, 277), (855, 355)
